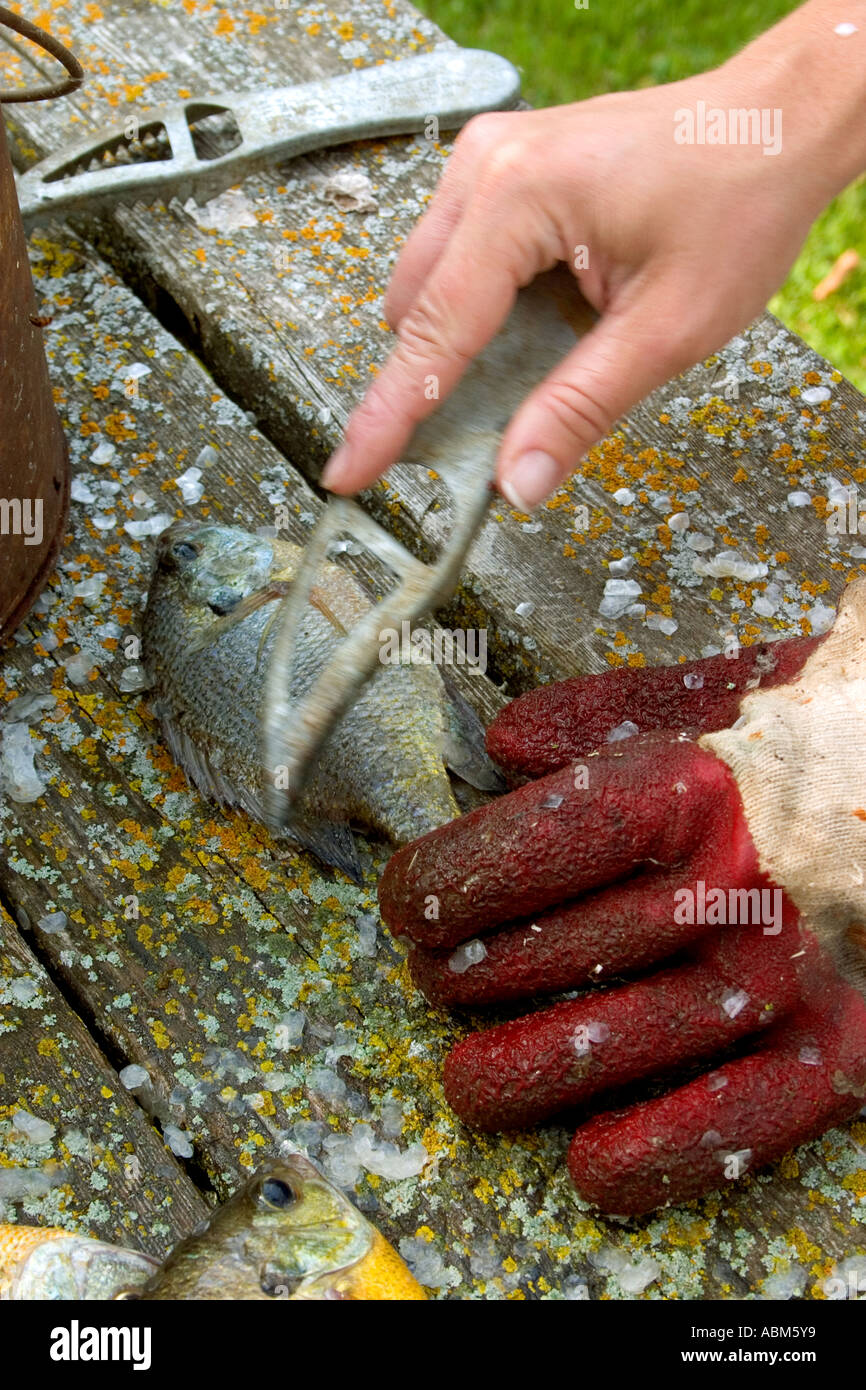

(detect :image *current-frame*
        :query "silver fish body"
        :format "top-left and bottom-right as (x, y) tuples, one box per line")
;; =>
(142, 522), (499, 877)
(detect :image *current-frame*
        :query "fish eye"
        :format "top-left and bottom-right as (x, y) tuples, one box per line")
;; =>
(261, 1177), (298, 1209)
(171, 541), (199, 563)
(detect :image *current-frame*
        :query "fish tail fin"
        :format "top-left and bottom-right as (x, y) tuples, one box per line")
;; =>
(291, 817), (364, 884)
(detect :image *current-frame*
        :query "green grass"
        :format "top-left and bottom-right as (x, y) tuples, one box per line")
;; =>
(421, 0), (866, 390)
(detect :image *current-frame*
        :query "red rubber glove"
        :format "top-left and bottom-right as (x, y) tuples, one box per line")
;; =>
(379, 584), (866, 1216)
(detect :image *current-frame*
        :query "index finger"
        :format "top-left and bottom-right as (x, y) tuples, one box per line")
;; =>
(378, 733), (738, 950)
(320, 198), (534, 495)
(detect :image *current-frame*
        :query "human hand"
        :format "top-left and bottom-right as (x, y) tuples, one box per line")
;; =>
(378, 582), (866, 1215)
(323, 6), (866, 509)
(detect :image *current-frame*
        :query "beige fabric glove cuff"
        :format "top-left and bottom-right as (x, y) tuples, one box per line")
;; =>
(700, 578), (866, 991)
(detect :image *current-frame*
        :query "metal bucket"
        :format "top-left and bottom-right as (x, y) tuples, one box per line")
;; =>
(0, 6), (82, 640)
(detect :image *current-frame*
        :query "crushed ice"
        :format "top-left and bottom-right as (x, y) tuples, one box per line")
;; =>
(448, 938), (488, 973)
(37, 911), (67, 935)
(600, 578), (642, 619)
(607, 720), (639, 742)
(0, 724), (46, 802)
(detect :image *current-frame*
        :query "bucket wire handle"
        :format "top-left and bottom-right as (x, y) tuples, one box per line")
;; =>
(0, 4), (83, 104)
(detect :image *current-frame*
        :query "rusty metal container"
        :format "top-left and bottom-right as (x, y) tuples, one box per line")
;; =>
(0, 7), (82, 640)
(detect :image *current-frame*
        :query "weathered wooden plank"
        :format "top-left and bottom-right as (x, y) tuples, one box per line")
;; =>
(0, 904), (209, 1253)
(0, 223), (863, 1299)
(6, 0), (866, 697)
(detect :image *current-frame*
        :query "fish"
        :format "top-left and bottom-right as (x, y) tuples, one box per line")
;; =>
(142, 521), (502, 880)
(0, 1157), (426, 1300)
(0, 1222), (159, 1300)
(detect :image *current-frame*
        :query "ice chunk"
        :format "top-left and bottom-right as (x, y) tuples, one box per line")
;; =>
(685, 532), (714, 552)
(175, 466), (204, 505)
(70, 477), (96, 504)
(808, 602), (836, 635)
(321, 1132), (362, 1187)
(798, 1045), (822, 1067)
(90, 440), (116, 465)
(72, 573), (107, 605)
(607, 720), (639, 742)
(163, 1123), (194, 1158)
(349, 1122), (427, 1180)
(541, 792), (564, 809)
(515, 600), (535, 618)
(589, 1244), (629, 1275)
(608, 556), (634, 576)
(683, 672), (704, 690)
(835, 21), (858, 35)
(398, 1236), (452, 1288)
(274, 1010), (306, 1050)
(612, 487), (635, 506)
(800, 386), (831, 405)
(119, 664), (152, 694)
(0, 1168), (62, 1199)
(619, 1256), (661, 1294)
(1, 724), (46, 802)
(195, 445), (219, 469)
(124, 514), (175, 539)
(692, 552), (768, 581)
(706, 1071), (728, 1091)
(119, 1064), (150, 1090)
(752, 595), (778, 618)
(187, 188), (258, 231)
(321, 170), (378, 213)
(308, 1067), (348, 1106)
(291, 1119), (328, 1155)
(447, 939), (488, 974)
(355, 913), (378, 957)
(5, 692), (55, 722)
(573, 1020), (611, 1056)
(64, 649), (99, 685)
(668, 511), (690, 532)
(722, 1147), (752, 1174)
(599, 578), (642, 619)
(787, 490), (811, 507)
(379, 1098), (404, 1141)
(721, 988), (749, 1019)
(11, 1108), (55, 1144)
(37, 911), (67, 935)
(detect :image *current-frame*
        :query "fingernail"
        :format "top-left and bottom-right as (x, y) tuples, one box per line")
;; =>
(320, 445), (349, 490)
(500, 451), (561, 511)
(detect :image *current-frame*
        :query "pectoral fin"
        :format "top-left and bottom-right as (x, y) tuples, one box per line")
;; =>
(441, 681), (507, 793)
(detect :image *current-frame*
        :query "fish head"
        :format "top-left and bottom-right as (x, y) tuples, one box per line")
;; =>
(153, 521), (274, 619)
(0, 1224), (159, 1300)
(140, 1156), (425, 1299)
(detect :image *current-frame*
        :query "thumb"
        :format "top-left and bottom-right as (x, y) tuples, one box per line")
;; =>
(497, 284), (700, 510)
